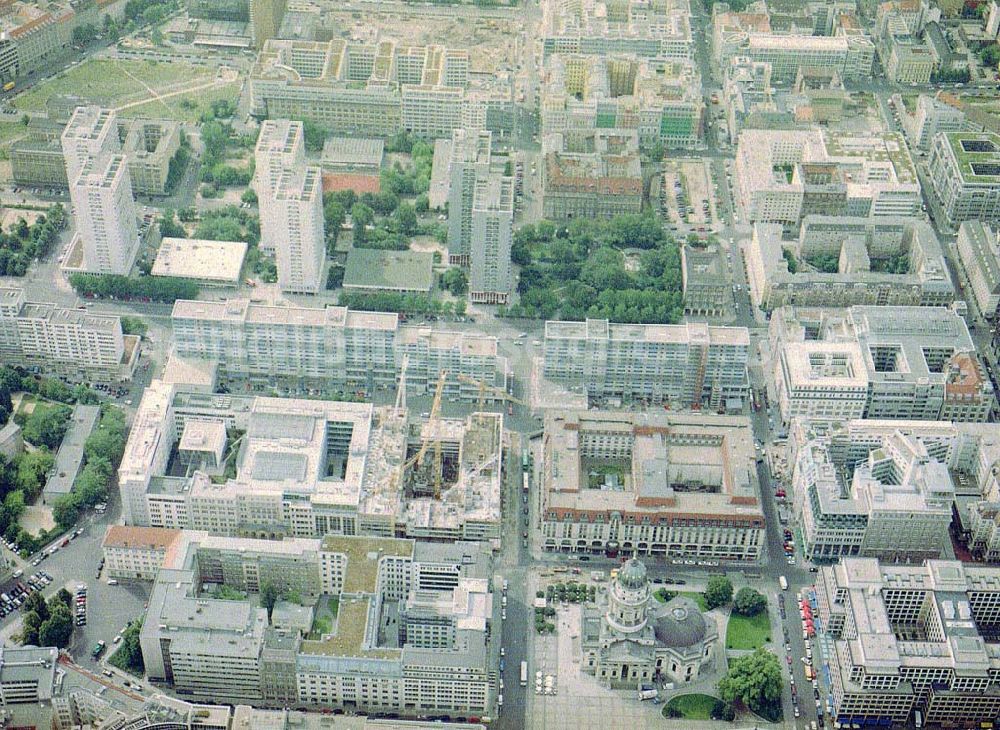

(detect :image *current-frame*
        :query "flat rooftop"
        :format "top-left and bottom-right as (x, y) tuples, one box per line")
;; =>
(152, 238), (248, 284)
(320, 535), (414, 594)
(343, 248), (434, 293)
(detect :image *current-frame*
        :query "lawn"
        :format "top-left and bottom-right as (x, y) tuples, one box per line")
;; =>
(13, 58), (216, 112)
(726, 609), (771, 650)
(653, 589), (709, 611)
(120, 81), (241, 123)
(663, 693), (719, 720)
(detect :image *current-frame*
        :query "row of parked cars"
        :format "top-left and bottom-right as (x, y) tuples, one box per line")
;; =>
(0, 571), (53, 618)
(75, 584), (88, 627)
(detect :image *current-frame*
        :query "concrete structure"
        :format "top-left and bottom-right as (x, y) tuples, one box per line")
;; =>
(253, 119), (304, 218)
(543, 319), (750, 410)
(469, 174), (514, 305)
(817, 558), (1000, 727)
(151, 237), (248, 288)
(898, 93), (967, 151)
(745, 217), (954, 311)
(540, 410), (764, 560)
(320, 137), (384, 176)
(540, 53), (703, 150)
(0, 422), (22, 460)
(342, 249), (434, 294)
(140, 533), (497, 718)
(0, 646), (58, 706)
(250, 40), (511, 139)
(541, 0), (692, 61)
(681, 245), (729, 318)
(735, 128), (921, 226)
(171, 298), (506, 400)
(928, 131), (1000, 226)
(446, 129), (491, 266)
(62, 106), (139, 275)
(118, 380), (505, 543)
(101, 525), (181, 580)
(540, 130), (642, 221)
(581, 559), (717, 687)
(884, 37), (934, 84)
(249, 0), (286, 48)
(119, 119), (182, 197)
(10, 126), (68, 188)
(957, 220), (1000, 319)
(790, 419), (968, 562)
(42, 404), (99, 504)
(715, 21), (875, 83)
(0, 286), (139, 383)
(721, 56), (775, 145)
(770, 305), (995, 424)
(272, 165), (325, 294)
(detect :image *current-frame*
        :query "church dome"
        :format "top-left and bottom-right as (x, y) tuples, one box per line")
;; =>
(653, 596), (708, 648)
(617, 558), (648, 590)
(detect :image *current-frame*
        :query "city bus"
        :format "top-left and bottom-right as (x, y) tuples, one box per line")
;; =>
(522, 449), (530, 471)
(779, 576), (788, 591)
(519, 661), (528, 687)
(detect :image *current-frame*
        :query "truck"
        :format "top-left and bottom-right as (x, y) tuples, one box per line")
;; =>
(638, 685), (659, 701)
(92, 640), (106, 659)
(519, 661), (528, 687)
(779, 575), (788, 591)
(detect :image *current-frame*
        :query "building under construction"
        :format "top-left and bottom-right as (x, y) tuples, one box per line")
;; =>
(118, 379), (505, 545)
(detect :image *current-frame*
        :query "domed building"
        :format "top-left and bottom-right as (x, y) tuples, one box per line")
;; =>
(581, 559), (718, 687)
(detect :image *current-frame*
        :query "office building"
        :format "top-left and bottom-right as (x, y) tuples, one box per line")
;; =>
(254, 119), (305, 255)
(0, 286), (139, 383)
(171, 298), (506, 400)
(957, 220), (1000, 319)
(817, 558), (1000, 727)
(928, 131), (1000, 226)
(0, 646), (58, 705)
(716, 26), (874, 83)
(769, 305), (995, 423)
(446, 129), (491, 266)
(60, 105), (119, 189)
(897, 93), (967, 151)
(543, 318), (750, 409)
(541, 410), (765, 560)
(884, 37), (934, 84)
(745, 217), (954, 311)
(101, 525), (181, 580)
(151, 237), (248, 288)
(250, 40), (510, 139)
(735, 128), (921, 226)
(540, 53), (703, 150)
(541, 130), (643, 221)
(681, 245), (729, 318)
(541, 0), (692, 61)
(791, 420), (965, 562)
(139, 533), (497, 717)
(721, 56), (775, 145)
(469, 175), (513, 305)
(10, 126), (68, 188)
(249, 0), (286, 48)
(271, 166), (325, 294)
(42, 404), (99, 504)
(118, 380), (504, 542)
(119, 118), (181, 196)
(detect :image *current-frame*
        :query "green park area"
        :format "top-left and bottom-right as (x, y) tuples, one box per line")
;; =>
(12, 58), (218, 118)
(663, 693), (720, 720)
(725, 609), (771, 650)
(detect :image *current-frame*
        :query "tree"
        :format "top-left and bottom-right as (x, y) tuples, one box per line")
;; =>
(260, 580), (279, 618)
(302, 120), (328, 152)
(110, 619), (145, 674)
(705, 575), (734, 609)
(15, 450), (54, 501)
(22, 404), (71, 449)
(733, 587), (767, 617)
(23, 591), (48, 623)
(441, 267), (468, 296)
(19, 610), (41, 646)
(38, 608), (73, 648)
(159, 209), (186, 239)
(351, 203), (374, 245)
(415, 194), (430, 213)
(51, 588), (73, 611)
(52, 494), (80, 530)
(72, 384), (100, 405)
(718, 648), (782, 718)
(393, 202), (418, 236)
